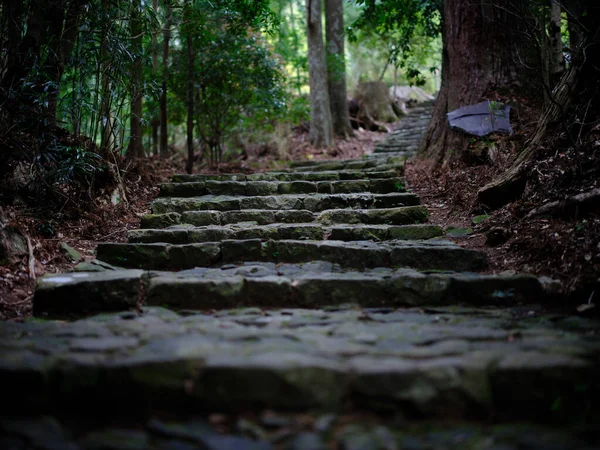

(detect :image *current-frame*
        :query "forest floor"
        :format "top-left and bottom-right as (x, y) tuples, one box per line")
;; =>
(1, 121), (598, 320)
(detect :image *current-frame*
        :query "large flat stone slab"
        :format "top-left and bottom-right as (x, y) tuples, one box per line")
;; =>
(172, 169), (401, 183)
(33, 270), (144, 317)
(290, 155), (405, 171)
(35, 265), (554, 315)
(129, 224), (444, 243)
(151, 193), (420, 214)
(95, 239), (488, 271)
(4, 306), (599, 422)
(158, 178), (407, 197)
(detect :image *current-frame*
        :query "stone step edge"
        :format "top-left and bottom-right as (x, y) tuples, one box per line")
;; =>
(159, 178), (407, 198)
(33, 268), (560, 317)
(129, 223), (444, 244)
(142, 205), (428, 228)
(290, 156), (404, 168)
(172, 169), (402, 183)
(151, 192), (421, 215)
(94, 239), (489, 272)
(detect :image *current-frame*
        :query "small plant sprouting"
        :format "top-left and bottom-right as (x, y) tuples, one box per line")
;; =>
(394, 180), (405, 191)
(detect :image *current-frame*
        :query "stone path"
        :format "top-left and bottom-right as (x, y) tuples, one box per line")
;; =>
(2, 118), (600, 448)
(373, 101), (434, 156)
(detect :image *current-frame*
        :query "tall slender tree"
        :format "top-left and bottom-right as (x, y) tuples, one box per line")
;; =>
(306, 0), (333, 147)
(185, 0), (195, 174)
(151, 0), (160, 155)
(127, 0), (144, 158)
(160, 0), (172, 154)
(325, 0), (352, 138)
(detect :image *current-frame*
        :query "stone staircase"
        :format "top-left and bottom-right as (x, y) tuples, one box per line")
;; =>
(373, 101), (434, 156)
(2, 151), (600, 448)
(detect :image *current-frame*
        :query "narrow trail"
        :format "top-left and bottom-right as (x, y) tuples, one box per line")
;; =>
(2, 106), (599, 448)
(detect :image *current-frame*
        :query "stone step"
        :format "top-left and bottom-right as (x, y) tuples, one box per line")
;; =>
(144, 205), (427, 228)
(172, 169), (401, 183)
(159, 177), (407, 197)
(290, 156), (404, 171)
(34, 266), (557, 315)
(8, 304), (598, 423)
(151, 192), (420, 214)
(129, 223), (443, 244)
(95, 239), (488, 272)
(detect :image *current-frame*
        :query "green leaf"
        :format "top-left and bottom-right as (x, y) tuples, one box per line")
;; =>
(472, 214), (490, 225)
(446, 227), (473, 237)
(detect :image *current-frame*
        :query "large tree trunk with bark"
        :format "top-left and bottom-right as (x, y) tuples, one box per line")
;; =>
(478, 0), (600, 208)
(127, 0), (144, 158)
(421, 0), (541, 167)
(325, 0), (352, 138)
(306, 0), (333, 147)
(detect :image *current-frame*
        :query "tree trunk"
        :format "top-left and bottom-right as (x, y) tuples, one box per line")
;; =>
(127, 0), (144, 158)
(306, 0), (333, 147)
(46, 0), (86, 127)
(548, 1), (565, 87)
(150, 0), (160, 155)
(185, 6), (195, 174)
(160, 0), (171, 154)
(565, 0), (585, 51)
(421, 0), (541, 166)
(478, 0), (600, 208)
(325, 0), (352, 138)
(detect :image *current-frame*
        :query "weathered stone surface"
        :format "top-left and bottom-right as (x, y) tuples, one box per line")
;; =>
(3, 305), (599, 422)
(181, 211), (222, 226)
(97, 240), (487, 271)
(153, 193), (420, 214)
(129, 224), (442, 245)
(389, 240), (489, 271)
(168, 243), (221, 270)
(96, 243), (170, 269)
(318, 206), (428, 225)
(159, 178), (407, 199)
(141, 212), (181, 229)
(34, 270), (143, 317)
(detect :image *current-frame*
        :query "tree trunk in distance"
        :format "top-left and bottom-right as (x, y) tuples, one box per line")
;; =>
(160, 0), (171, 154)
(127, 0), (144, 158)
(478, 0), (600, 208)
(565, 0), (585, 51)
(306, 0), (333, 147)
(355, 81), (398, 131)
(421, 0), (541, 167)
(325, 0), (352, 138)
(548, 1), (565, 87)
(151, 0), (159, 155)
(185, 8), (195, 174)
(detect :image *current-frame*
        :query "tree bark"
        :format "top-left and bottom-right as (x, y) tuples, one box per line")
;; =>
(127, 0), (144, 158)
(306, 0), (333, 147)
(325, 0), (352, 138)
(565, 0), (585, 51)
(478, 0), (600, 208)
(185, 4), (195, 174)
(548, 1), (565, 86)
(421, 0), (541, 166)
(151, 0), (160, 155)
(160, 0), (171, 154)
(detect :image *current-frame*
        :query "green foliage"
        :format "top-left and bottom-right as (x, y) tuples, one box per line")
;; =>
(348, 0), (442, 88)
(171, 0), (286, 167)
